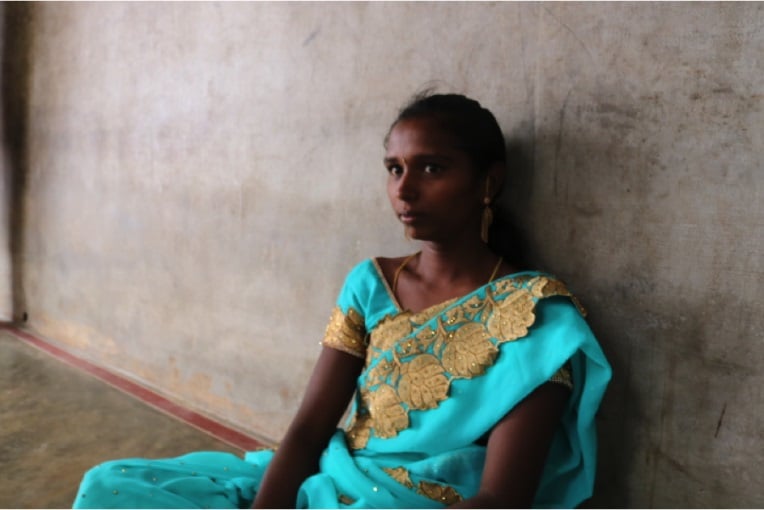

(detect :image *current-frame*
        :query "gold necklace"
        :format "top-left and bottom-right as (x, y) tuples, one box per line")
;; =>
(392, 252), (503, 293)
(392, 252), (420, 294)
(487, 255), (504, 282)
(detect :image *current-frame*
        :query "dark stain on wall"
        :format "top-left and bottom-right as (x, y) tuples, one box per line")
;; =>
(1, 2), (34, 323)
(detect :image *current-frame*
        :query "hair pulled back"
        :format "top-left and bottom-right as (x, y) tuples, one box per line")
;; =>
(387, 92), (506, 174)
(387, 91), (529, 269)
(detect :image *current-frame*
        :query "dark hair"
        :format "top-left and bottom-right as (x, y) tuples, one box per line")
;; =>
(387, 91), (530, 269)
(386, 92), (506, 174)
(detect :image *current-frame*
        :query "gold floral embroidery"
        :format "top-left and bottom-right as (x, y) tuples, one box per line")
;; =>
(345, 410), (372, 450)
(533, 276), (587, 316)
(398, 336), (422, 357)
(493, 278), (513, 295)
(570, 296), (587, 317)
(486, 288), (536, 342)
(441, 323), (498, 377)
(462, 294), (485, 311)
(367, 384), (408, 438)
(539, 277), (569, 298)
(322, 306), (367, 358)
(417, 481), (463, 505)
(529, 276), (548, 297)
(366, 358), (398, 388)
(346, 275), (584, 449)
(409, 298), (457, 326)
(370, 313), (413, 353)
(397, 354), (450, 410)
(549, 364), (573, 390)
(338, 494), (355, 505)
(443, 305), (465, 326)
(494, 274), (531, 295)
(413, 325), (439, 352)
(383, 467), (414, 488)
(382, 467), (462, 504)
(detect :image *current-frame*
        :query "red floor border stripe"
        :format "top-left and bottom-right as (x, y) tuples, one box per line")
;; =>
(3, 324), (268, 452)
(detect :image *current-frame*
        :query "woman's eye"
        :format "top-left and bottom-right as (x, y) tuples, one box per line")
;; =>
(387, 165), (403, 176)
(423, 164), (443, 174)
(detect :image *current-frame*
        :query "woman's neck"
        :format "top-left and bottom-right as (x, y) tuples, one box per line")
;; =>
(416, 239), (502, 286)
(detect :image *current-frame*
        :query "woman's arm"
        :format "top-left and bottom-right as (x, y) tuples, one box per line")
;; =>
(252, 347), (364, 508)
(451, 382), (570, 509)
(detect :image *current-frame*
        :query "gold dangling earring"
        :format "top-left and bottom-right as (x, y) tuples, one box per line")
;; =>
(481, 197), (493, 244)
(481, 178), (493, 244)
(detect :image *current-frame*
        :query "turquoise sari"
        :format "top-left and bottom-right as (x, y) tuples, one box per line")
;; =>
(73, 259), (611, 509)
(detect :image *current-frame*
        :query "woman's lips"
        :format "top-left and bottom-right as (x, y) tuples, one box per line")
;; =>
(399, 212), (423, 224)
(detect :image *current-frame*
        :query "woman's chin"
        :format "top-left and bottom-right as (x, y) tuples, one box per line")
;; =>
(404, 228), (425, 241)
(405, 230), (440, 243)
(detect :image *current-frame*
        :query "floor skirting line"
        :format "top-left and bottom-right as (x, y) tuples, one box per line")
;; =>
(1, 324), (268, 452)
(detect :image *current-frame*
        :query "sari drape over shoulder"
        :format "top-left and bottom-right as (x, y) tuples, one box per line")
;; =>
(73, 259), (611, 509)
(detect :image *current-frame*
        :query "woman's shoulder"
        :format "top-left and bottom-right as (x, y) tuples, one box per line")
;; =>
(339, 257), (393, 298)
(335, 257), (401, 327)
(343, 257), (381, 280)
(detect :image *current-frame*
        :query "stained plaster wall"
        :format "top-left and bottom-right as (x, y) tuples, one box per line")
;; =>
(0, 2), (23, 321)
(9, 2), (764, 507)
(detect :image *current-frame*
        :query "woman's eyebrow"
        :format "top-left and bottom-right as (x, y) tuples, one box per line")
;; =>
(384, 153), (453, 164)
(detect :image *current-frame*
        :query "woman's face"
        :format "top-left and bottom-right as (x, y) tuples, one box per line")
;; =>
(384, 116), (485, 243)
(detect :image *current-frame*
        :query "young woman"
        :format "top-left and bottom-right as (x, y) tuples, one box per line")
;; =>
(74, 93), (611, 509)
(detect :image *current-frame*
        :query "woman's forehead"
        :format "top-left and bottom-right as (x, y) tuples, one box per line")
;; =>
(385, 117), (462, 155)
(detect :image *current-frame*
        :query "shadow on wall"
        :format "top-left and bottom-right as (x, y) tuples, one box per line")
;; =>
(494, 129), (635, 508)
(486, 137), (534, 272)
(1, 2), (34, 324)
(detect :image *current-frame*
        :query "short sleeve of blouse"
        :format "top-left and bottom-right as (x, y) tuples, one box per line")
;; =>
(320, 260), (373, 359)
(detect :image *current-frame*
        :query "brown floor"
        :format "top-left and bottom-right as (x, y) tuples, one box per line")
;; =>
(0, 331), (243, 508)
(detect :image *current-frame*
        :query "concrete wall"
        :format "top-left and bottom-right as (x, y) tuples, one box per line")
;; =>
(0, 2), (26, 322)
(8, 2), (763, 507)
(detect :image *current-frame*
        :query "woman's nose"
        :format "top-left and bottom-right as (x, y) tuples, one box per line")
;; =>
(395, 170), (419, 201)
